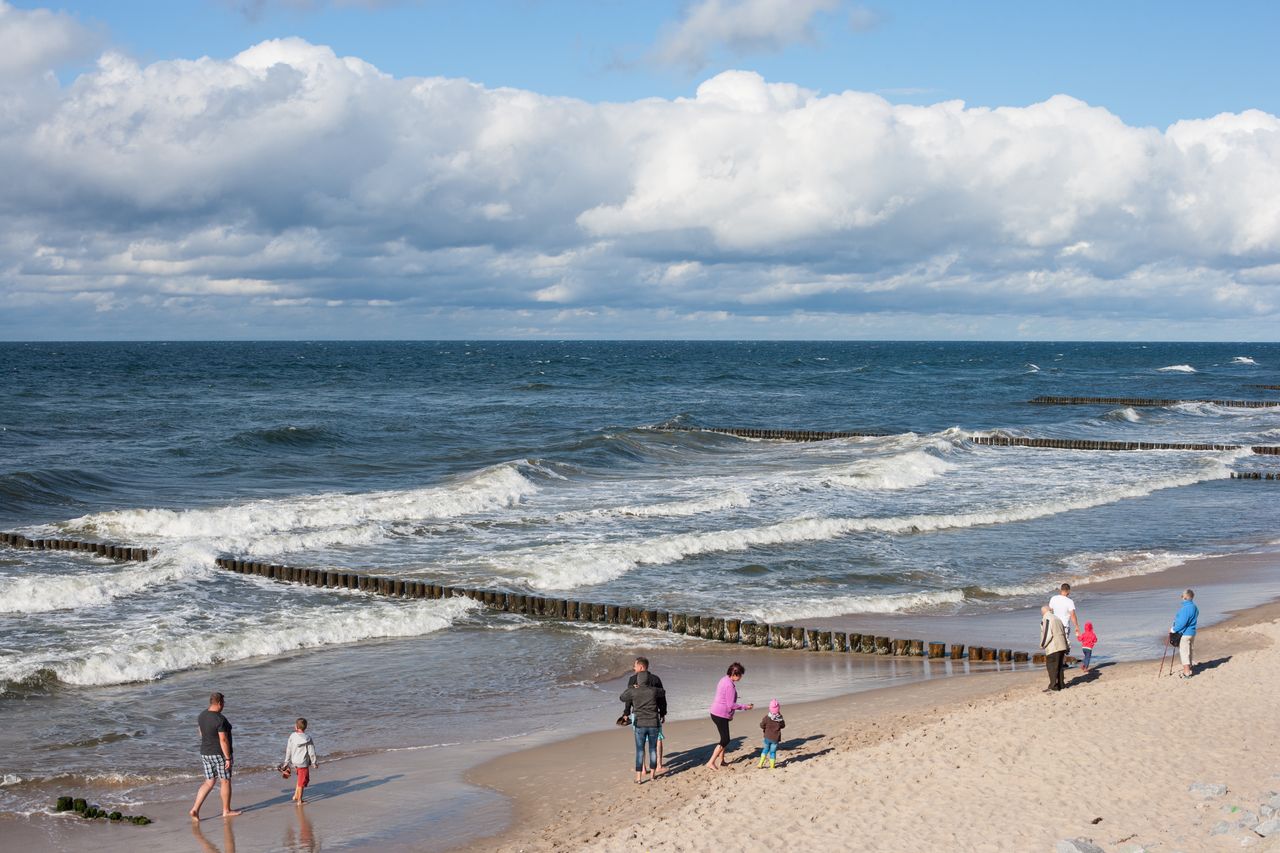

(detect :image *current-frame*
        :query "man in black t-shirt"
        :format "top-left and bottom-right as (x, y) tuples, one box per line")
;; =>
(189, 692), (242, 820)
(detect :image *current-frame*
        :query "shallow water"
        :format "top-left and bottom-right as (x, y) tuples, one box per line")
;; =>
(1, 341), (1278, 822)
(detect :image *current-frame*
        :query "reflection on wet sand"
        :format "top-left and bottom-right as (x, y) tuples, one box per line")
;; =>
(190, 818), (236, 853)
(284, 803), (320, 852)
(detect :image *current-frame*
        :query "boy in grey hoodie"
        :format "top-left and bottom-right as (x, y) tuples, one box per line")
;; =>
(283, 717), (318, 803)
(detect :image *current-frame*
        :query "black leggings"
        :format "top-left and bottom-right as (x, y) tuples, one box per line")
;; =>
(710, 713), (731, 748)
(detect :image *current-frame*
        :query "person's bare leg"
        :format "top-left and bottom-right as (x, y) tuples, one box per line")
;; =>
(190, 778), (215, 819)
(706, 745), (724, 769)
(655, 739), (666, 774)
(219, 779), (242, 817)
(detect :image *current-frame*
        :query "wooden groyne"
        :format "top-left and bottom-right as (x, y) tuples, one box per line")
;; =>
(971, 435), (1280, 455)
(1231, 472), (1279, 480)
(1248, 385), (1280, 391)
(654, 426), (1280, 455)
(654, 425), (890, 442)
(1030, 395), (1280, 409)
(0, 532), (1041, 665)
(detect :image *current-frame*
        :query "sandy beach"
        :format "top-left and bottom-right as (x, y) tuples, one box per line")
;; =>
(469, 597), (1280, 852)
(6, 555), (1280, 853)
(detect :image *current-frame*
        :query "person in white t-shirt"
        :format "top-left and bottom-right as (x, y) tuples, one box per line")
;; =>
(1048, 583), (1081, 646)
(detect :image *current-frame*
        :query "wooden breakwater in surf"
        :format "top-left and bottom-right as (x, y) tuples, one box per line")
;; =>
(0, 532), (1047, 665)
(655, 426), (1280, 455)
(1030, 395), (1280, 409)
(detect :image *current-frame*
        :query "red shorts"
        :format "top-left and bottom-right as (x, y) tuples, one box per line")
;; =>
(295, 766), (310, 788)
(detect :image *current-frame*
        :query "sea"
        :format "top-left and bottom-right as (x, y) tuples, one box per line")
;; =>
(1, 340), (1278, 831)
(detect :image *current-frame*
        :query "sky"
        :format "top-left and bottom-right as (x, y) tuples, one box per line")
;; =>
(1, 0), (1278, 341)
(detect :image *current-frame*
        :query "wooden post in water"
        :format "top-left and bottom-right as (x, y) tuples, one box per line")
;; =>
(928, 642), (946, 659)
(998, 649), (1012, 663)
(672, 612), (687, 634)
(806, 628), (821, 650)
(1032, 653), (1046, 665)
(909, 639), (925, 656)
(725, 618), (740, 642)
(874, 636), (891, 655)
(832, 631), (847, 652)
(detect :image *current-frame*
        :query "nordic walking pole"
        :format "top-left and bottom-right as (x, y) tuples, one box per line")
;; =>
(1157, 635), (1170, 679)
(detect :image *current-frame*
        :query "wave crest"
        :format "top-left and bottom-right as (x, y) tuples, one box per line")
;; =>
(1157, 364), (1196, 373)
(64, 462), (541, 556)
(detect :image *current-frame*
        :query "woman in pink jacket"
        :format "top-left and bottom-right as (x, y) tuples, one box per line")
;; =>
(706, 662), (753, 769)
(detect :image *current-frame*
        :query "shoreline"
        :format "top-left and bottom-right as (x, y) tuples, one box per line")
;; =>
(4, 548), (1278, 853)
(463, 556), (1280, 852)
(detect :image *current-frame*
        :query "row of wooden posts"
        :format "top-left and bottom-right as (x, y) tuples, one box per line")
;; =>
(1231, 472), (1280, 480)
(0, 531), (1051, 666)
(657, 426), (888, 442)
(1030, 395), (1280, 409)
(659, 426), (1280, 456)
(969, 435), (1280, 455)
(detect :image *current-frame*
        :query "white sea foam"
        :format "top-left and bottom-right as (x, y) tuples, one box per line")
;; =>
(1158, 364), (1197, 373)
(815, 450), (952, 490)
(1103, 407), (1142, 423)
(981, 550), (1203, 597)
(1025, 363), (1040, 372)
(749, 589), (965, 623)
(1231, 356), (1257, 365)
(0, 550), (209, 614)
(66, 462), (540, 555)
(568, 490), (752, 521)
(1, 598), (477, 688)
(513, 459), (1233, 590)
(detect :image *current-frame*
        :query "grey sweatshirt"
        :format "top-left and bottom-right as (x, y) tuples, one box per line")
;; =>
(284, 731), (318, 768)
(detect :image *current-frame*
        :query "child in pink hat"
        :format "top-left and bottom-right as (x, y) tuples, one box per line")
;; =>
(758, 699), (785, 769)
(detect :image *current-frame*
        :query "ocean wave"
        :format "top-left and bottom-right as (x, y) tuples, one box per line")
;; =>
(1157, 364), (1196, 373)
(0, 548), (210, 614)
(1025, 363), (1040, 373)
(1231, 356), (1258, 365)
(1102, 407), (1141, 423)
(229, 425), (343, 449)
(0, 468), (115, 509)
(0, 598), (477, 689)
(980, 550), (1203, 597)
(1168, 401), (1256, 418)
(748, 589), (965, 623)
(814, 450), (952, 491)
(583, 491), (752, 520)
(513, 459), (1233, 590)
(63, 461), (541, 555)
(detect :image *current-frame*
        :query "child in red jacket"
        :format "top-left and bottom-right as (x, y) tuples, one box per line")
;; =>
(1079, 621), (1098, 672)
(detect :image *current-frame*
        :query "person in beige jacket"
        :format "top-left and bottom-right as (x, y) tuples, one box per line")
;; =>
(1040, 605), (1069, 692)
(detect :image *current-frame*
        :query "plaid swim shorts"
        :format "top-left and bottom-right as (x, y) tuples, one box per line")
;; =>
(200, 754), (232, 780)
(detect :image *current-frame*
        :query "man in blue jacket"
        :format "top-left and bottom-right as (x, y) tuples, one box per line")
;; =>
(1171, 589), (1199, 678)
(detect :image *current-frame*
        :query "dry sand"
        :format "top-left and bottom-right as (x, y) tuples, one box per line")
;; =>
(469, 601), (1280, 852)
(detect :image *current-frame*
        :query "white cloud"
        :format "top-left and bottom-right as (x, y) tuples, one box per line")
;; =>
(0, 1), (97, 78)
(652, 0), (840, 72)
(1, 28), (1280, 341)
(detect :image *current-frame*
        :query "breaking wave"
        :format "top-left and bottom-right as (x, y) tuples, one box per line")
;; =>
(979, 550), (1203, 597)
(0, 548), (210, 614)
(513, 459), (1234, 590)
(1157, 364), (1196, 373)
(1231, 356), (1257, 365)
(62, 462), (541, 556)
(1103, 407), (1142, 423)
(749, 589), (965, 623)
(0, 598), (477, 689)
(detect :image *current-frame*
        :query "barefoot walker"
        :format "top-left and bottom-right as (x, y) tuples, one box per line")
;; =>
(707, 662), (752, 770)
(190, 692), (242, 820)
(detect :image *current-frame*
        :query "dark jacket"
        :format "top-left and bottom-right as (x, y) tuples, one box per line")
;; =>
(760, 713), (785, 742)
(620, 671), (666, 728)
